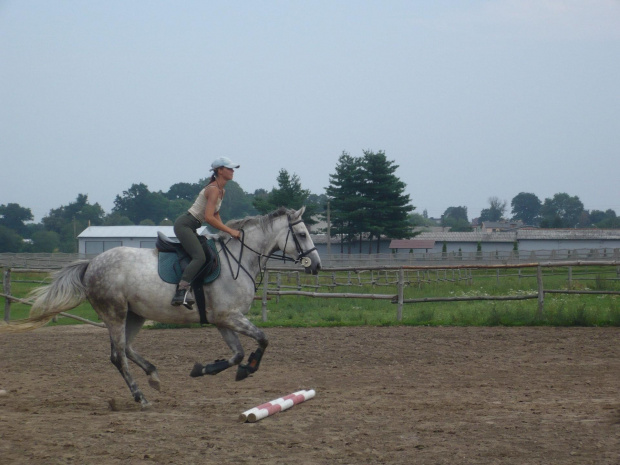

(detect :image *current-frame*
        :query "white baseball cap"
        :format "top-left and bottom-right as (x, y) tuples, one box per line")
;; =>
(211, 157), (240, 170)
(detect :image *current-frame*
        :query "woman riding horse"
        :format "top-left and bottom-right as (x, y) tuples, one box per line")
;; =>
(7, 206), (321, 409)
(171, 157), (243, 308)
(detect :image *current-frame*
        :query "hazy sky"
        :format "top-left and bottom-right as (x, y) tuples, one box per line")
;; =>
(1, 0), (619, 222)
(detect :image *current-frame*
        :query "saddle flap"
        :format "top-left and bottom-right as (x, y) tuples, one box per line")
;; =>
(156, 231), (181, 253)
(157, 236), (220, 285)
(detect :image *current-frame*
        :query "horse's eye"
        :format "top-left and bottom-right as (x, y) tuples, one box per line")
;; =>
(299, 233), (307, 238)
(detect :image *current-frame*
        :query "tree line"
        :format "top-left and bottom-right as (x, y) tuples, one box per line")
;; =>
(434, 193), (619, 232)
(0, 150), (410, 253)
(0, 170), (326, 253)
(1, 149), (618, 253)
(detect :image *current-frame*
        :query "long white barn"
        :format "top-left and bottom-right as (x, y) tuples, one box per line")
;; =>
(78, 225), (620, 257)
(78, 225), (205, 254)
(411, 229), (620, 254)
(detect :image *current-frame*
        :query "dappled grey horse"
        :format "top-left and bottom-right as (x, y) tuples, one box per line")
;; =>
(2, 207), (321, 409)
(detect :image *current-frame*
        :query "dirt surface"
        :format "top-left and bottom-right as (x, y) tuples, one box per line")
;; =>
(1, 325), (619, 464)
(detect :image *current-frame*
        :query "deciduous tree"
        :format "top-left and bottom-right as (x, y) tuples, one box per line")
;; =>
(479, 197), (507, 222)
(0, 203), (33, 237)
(165, 182), (202, 202)
(0, 225), (23, 252)
(112, 183), (169, 224)
(42, 194), (106, 252)
(511, 192), (541, 225)
(539, 193), (584, 228)
(441, 206), (471, 231)
(219, 181), (258, 221)
(31, 230), (60, 253)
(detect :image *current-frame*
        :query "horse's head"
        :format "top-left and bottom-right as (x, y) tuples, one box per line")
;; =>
(225, 206), (322, 275)
(281, 207), (322, 275)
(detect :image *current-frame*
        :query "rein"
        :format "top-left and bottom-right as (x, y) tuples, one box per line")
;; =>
(217, 216), (316, 291)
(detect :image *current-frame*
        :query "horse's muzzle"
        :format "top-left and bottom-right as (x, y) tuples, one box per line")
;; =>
(304, 262), (321, 275)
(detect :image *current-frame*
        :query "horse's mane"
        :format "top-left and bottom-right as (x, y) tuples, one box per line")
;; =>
(222, 206), (293, 237)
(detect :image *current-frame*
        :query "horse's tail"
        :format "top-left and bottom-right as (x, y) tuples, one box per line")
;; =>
(0, 260), (90, 333)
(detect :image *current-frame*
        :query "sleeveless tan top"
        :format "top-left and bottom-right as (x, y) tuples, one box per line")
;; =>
(188, 185), (222, 223)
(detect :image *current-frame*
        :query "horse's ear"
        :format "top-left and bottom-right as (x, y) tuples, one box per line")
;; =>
(294, 206), (306, 220)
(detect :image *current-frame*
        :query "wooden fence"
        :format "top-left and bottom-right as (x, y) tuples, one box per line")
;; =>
(3, 261), (620, 325)
(2, 268), (104, 327)
(260, 260), (620, 322)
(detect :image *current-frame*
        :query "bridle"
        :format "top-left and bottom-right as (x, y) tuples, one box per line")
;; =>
(217, 214), (317, 291)
(284, 217), (318, 267)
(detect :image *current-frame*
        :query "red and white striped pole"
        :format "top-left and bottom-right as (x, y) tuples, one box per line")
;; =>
(239, 389), (316, 423)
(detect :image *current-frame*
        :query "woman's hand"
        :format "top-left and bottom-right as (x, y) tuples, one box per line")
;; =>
(230, 229), (241, 240)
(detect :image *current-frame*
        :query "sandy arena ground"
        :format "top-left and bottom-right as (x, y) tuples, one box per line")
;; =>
(1, 325), (619, 464)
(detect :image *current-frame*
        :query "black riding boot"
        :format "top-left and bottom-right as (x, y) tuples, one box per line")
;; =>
(171, 283), (195, 309)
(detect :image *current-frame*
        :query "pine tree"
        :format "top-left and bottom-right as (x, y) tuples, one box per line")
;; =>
(326, 150), (415, 254)
(252, 169), (317, 225)
(360, 150), (414, 253)
(325, 152), (366, 253)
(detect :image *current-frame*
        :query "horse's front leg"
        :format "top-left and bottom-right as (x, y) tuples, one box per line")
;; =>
(190, 316), (268, 380)
(225, 315), (269, 381)
(190, 327), (241, 377)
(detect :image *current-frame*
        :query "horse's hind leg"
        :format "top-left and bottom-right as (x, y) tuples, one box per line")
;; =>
(107, 317), (150, 409)
(124, 311), (161, 391)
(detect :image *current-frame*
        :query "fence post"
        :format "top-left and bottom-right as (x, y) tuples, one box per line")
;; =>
(397, 268), (404, 322)
(276, 272), (281, 304)
(567, 266), (573, 289)
(262, 269), (269, 322)
(537, 265), (544, 319)
(3, 268), (11, 322)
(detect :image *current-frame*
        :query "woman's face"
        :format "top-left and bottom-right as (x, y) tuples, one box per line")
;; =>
(218, 166), (234, 181)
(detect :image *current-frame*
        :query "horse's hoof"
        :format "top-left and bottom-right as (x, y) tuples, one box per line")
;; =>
(235, 364), (254, 381)
(141, 401), (152, 411)
(148, 372), (161, 391)
(190, 363), (205, 378)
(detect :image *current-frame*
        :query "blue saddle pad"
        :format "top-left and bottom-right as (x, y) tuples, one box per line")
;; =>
(157, 239), (220, 284)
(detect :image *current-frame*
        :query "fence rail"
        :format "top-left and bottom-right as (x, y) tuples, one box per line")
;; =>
(260, 260), (620, 322)
(319, 247), (620, 267)
(2, 269), (104, 327)
(3, 259), (619, 325)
